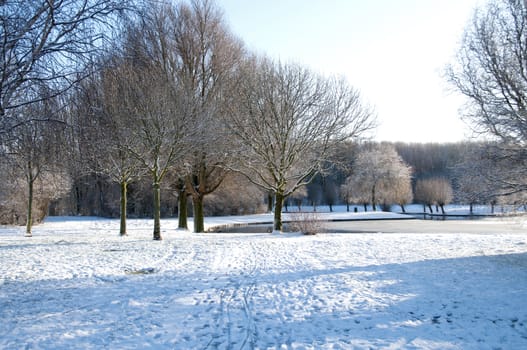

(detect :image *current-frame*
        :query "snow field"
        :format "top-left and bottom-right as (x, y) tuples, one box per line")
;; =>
(1, 216), (527, 349)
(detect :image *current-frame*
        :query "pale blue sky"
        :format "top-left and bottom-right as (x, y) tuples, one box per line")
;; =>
(217, 0), (484, 143)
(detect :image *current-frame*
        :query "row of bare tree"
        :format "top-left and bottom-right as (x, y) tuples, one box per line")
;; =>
(2, 0), (527, 237)
(2, 134), (520, 233)
(0, 0), (132, 235)
(0, 0), (375, 237)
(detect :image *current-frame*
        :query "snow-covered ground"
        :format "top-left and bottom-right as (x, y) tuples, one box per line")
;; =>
(1, 215), (527, 349)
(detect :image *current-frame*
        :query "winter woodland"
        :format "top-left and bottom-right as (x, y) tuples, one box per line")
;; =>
(1, 0), (527, 348)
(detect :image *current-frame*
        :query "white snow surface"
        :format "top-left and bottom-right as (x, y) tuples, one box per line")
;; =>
(1, 214), (527, 349)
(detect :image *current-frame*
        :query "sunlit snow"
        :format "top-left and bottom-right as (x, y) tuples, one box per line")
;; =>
(1, 212), (526, 349)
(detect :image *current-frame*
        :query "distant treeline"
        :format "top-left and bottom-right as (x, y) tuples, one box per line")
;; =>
(40, 141), (519, 219)
(2, 138), (524, 227)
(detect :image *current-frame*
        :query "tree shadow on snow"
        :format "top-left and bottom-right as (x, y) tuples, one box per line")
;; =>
(248, 252), (527, 349)
(1, 253), (527, 349)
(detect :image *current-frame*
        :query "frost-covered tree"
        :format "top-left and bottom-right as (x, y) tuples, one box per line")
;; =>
(341, 176), (371, 212)
(227, 57), (376, 232)
(415, 177), (453, 214)
(342, 144), (412, 211)
(383, 170), (414, 213)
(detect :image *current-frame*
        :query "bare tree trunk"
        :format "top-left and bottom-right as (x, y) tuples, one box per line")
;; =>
(192, 195), (205, 233)
(25, 177), (34, 237)
(400, 204), (406, 213)
(267, 191), (274, 212)
(120, 181), (127, 236)
(153, 182), (162, 240)
(75, 185), (82, 215)
(178, 186), (188, 230)
(371, 185), (377, 211)
(274, 191), (285, 232)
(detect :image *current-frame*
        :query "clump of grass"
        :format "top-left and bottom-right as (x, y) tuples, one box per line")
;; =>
(289, 212), (326, 235)
(124, 267), (156, 275)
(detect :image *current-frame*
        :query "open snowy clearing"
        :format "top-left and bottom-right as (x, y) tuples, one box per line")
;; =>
(1, 215), (527, 349)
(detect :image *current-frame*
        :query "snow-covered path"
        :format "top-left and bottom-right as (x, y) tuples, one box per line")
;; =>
(1, 217), (527, 349)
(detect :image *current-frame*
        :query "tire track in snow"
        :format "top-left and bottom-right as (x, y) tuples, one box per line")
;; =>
(238, 241), (259, 349)
(201, 238), (260, 349)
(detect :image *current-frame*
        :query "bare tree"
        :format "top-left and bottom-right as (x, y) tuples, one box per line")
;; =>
(0, 0), (134, 133)
(102, 21), (191, 240)
(72, 58), (150, 236)
(127, 64), (187, 240)
(172, 0), (245, 233)
(454, 144), (500, 213)
(446, 0), (527, 195)
(2, 85), (69, 235)
(227, 57), (376, 232)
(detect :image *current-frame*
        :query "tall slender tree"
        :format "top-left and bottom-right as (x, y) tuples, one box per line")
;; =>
(72, 60), (148, 236)
(172, 0), (245, 233)
(3, 85), (69, 236)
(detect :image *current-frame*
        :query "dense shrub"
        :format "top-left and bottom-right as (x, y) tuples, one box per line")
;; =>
(204, 173), (266, 216)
